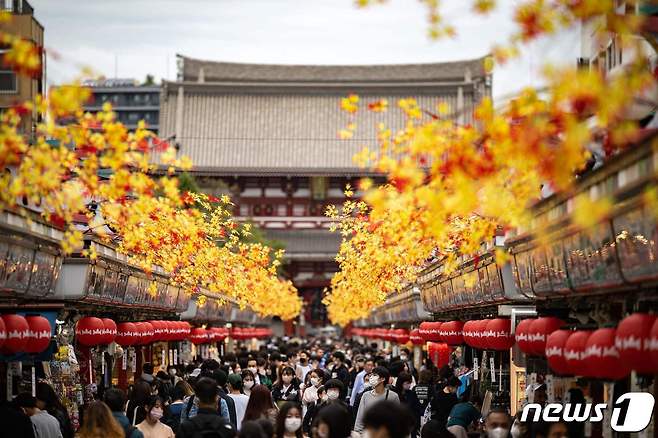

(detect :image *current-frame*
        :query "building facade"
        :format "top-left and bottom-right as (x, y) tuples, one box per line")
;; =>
(82, 78), (160, 134)
(159, 55), (492, 325)
(0, 0), (44, 136)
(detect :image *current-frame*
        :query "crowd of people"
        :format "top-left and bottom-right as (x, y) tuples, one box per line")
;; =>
(0, 338), (569, 438)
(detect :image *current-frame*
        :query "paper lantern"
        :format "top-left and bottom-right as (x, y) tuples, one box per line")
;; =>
(0, 316), (5, 349)
(427, 342), (450, 368)
(141, 322), (155, 345)
(115, 322), (138, 346)
(463, 320), (478, 347)
(24, 315), (51, 354)
(564, 331), (592, 376)
(75, 317), (105, 346)
(515, 318), (535, 354)
(529, 317), (565, 356)
(1, 314), (29, 353)
(584, 328), (629, 380)
(101, 318), (117, 345)
(419, 321), (442, 342)
(470, 320), (489, 349)
(190, 327), (209, 344)
(650, 319), (658, 368)
(616, 313), (657, 375)
(409, 329), (424, 345)
(439, 321), (464, 346)
(485, 318), (515, 351)
(148, 321), (165, 342)
(546, 329), (572, 375)
(394, 328), (410, 344)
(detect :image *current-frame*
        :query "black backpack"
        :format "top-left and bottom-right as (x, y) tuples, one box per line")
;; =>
(187, 415), (235, 438)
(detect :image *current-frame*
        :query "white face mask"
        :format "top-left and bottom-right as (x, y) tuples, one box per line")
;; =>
(248, 367), (258, 374)
(368, 375), (380, 387)
(285, 417), (302, 433)
(310, 377), (321, 387)
(244, 380), (254, 389)
(327, 389), (340, 400)
(168, 369), (177, 376)
(510, 423), (522, 438)
(488, 427), (509, 438)
(400, 355), (407, 361)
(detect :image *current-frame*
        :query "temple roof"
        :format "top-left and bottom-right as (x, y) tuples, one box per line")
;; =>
(265, 229), (341, 260)
(178, 55), (489, 84)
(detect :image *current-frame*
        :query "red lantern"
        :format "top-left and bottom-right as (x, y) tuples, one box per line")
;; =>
(419, 321), (442, 342)
(427, 342), (450, 368)
(180, 322), (191, 340)
(439, 321), (464, 346)
(485, 319), (515, 351)
(116, 322), (138, 346)
(564, 331), (592, 376)
(0, 316), (6, 349)
(650, 319), (658, 368)
(190, 327), (208, 344)
(529, 317), (565, 356)
(142, 322), (155, 344)
(1, 314), (29, 354)
(546, 329), (571, 375)
(584, 328), (629, 380)
(24, 316), (51, 354)
(76, 317), (104, 347)
(409, 329), (424, 345)
(463, 320), (477, 347)
(148, 321), (164, 342)
(616, 313), (657, 375)
(471, 320), (489, 349)
(101, 318), (117, 345)
(515, 318), (535, 354)
(394, 329), (410, 344)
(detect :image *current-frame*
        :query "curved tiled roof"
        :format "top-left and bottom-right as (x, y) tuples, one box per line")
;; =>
(179, 54), (489, 84)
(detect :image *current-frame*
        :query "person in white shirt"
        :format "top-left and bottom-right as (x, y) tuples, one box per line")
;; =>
(295, 351), (313, 382)
(353, 367), (399, 433)
(227, 373), (250, 430)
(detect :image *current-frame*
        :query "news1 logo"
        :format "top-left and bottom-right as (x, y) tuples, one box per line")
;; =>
(521, 393), (655, 432)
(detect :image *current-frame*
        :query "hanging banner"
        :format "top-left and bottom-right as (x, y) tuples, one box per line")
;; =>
(122, 349), (127, 370)
(474, 357), (479, 381)
(174, 349), (178, 365)
(490, 357), (496, 383)
(31, 366), (35, 397)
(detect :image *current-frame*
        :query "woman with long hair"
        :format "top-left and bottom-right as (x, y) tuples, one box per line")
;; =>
(136, 395), (174, 438)
(274, 402), (302, 438)
(244, 384), (277, 423)
(78, 401), (124, 438)
(127, 380), (152, 426)
(35, 381), (75, 438)
(301, 368), (325, 410)
(241, 369), (256, 397)
(271, 366), (300, 407)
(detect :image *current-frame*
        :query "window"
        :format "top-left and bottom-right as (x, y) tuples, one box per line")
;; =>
(133, 94), (142, 104)
(0, 49), (17, 92)
(127, 112), (140, 122)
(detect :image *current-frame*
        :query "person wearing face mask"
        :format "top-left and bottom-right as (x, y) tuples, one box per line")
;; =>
(349, 359), (374, 407)
(399, 348), (416, 379)
(483, 408), (512, 438)
(272, 366), (301, 408)
(323, 379), (347, 407)
(275, 402), (303, 438)
(227, 373), (250, 430)
(353, 367), (400, 434)
(256, 357), (273, 389)
(302, 369), (326, 410)
(136, 396), (174, 438)
(394, 372), (420, 435)
(241, 369), (256, 397)
(430, 376), (461, 429)
(295, 351), (313, 382)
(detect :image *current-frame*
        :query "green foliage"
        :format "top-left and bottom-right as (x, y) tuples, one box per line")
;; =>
(177, 172), (200, 194)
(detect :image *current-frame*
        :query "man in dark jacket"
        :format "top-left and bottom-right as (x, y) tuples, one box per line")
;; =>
(177, 377), (235, 438)
(329, 351), (350, 388)
(104, 388), (144, 438)
(212, 369), (237, 428)
(0, 399), (35, 438)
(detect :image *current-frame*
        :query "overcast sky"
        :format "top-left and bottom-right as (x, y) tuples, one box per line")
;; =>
(30, 0), (581, 101)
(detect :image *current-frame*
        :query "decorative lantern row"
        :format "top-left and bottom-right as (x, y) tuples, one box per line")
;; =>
(0, 314), (52, 355)
(76, 317), (192, 347)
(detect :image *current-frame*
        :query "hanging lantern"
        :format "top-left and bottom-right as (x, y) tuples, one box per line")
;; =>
(116, 322), (138, 346)
(584, 328), (629, 380)
(419, 321), (442, 342)
(0, 316), (6, 350)
(75, 317), (105, 347)
(439, 321), (464, 346)
(148, 321), (165, 342)
(616, 313), (657, 375)
(515, 318), (535, 354)
(190, 327), (208, 344)
(24, 315), (51, 354)
(471, 320), (489, 349)
(485, 318), (515, 351)
(463, 320), (477, 347)
(101, 318), (117, 345)
(650, 319), (658, 368)
(180, 321), (191, 340)
(394, 328), (410, 344)
(564, 331), (592, 376)
(1, 314), (29, 354)
(528, 317), (565, 356)
(409, 329), (424, 345)
(546, 329), (572, 375)
(142, 322), (155, 344)
(427, 342), (450, 368)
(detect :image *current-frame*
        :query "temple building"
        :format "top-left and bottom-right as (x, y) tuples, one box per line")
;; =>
(158, 55), (492, 326)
